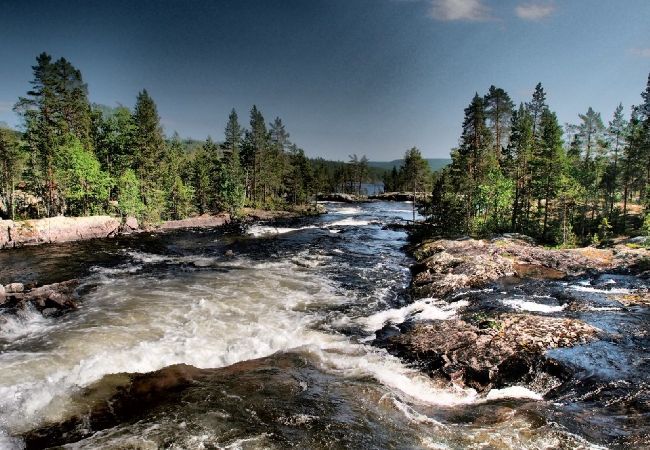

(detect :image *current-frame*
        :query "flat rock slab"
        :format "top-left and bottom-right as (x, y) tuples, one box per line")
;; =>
(0, 216), (120, 249)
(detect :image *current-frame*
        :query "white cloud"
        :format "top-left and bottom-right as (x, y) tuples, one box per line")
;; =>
(429, 0), (491, 21)
(629, 48), (650, 58)
(515, 2), (555, 20)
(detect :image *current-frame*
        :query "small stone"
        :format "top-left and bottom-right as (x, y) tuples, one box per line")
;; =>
(225, 250), (234, 257)
(5, 283), (24, 294)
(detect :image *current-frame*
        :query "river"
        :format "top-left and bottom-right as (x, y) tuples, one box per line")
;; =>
(0, 201), (647, 449)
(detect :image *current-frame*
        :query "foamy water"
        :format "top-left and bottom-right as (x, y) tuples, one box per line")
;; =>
(502, 298), (566, 313)
(359, 298), (468, 332)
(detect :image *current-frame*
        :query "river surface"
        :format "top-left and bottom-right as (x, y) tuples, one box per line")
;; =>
(0, 201), (647, 449)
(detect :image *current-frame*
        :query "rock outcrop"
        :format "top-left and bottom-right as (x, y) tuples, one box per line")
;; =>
(409, 236), (621, 299)
(0, 216), (121, 249)
(382, 314), (599, 392)
(382, 235), (650, 395)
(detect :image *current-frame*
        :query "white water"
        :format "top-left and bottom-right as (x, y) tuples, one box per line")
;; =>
(246, 224), (318, 237)
(502, 298), (566, 313)
(0, 254), (487, 437)
(359, 298), (469, 332)
(569, 285), (632, 294)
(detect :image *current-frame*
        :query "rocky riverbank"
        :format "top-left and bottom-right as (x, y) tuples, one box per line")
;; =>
(377, 235), (650, 394)
(0, 206), (326, 250)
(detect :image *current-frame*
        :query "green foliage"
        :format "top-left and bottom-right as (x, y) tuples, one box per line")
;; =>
(421, 75), (650, 244)
(5, 52), (650, 242)
(642, 214), (650, 236)
(55, 136), (111, 215)
(117, 169), (144, 218)
(598, 217), (613, 243)
(0, 128), (24, 219)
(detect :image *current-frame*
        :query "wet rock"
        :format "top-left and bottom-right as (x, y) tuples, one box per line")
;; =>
(383, 314), (599, 392)
(41, 308), (59, 317)
(0, 284), (5, 304)
(368, 192), (428, 202)
(1, 280), (79, 312)
(20, 352), (425, 450)
(224, 249), (234, 257)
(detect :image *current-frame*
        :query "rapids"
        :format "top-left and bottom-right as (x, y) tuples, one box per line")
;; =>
(0, 201), (646, 449)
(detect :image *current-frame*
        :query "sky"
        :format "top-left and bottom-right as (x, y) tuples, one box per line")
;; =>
(0, 0), (649, 161)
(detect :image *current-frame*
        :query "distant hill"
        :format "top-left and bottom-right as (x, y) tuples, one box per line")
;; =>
(368, 158), (451, 172)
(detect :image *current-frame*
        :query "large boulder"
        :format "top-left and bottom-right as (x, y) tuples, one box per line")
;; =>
(383, 314), (600, 392)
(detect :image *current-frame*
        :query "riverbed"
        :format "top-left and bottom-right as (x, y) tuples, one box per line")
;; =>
(0, 201), (647, 449)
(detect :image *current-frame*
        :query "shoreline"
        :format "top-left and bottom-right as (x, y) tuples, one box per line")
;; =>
(0, 205), (326, 251)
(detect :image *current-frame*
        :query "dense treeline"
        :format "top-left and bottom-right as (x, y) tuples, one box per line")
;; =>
(0, 53), (379, 222)
(422, 75), (650, 245)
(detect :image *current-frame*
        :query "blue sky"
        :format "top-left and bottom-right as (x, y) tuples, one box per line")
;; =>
(0, 0), (649, 160)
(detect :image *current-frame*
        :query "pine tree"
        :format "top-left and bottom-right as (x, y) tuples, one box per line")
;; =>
(403, 147), (431, 221)
(507, 104), (534, 231)
(575, 106), (607, 238)
(52, 57), (93, 148)
(14, 53), (64, 215)
(267, 117), (290, 203)
(637, 74), (650, 208)
(132, 89), (166, 220)
(484, 85), (514, 160)
(536, 109), (565, 239)
(223, 108), (243, 157)
(220, 112), (246, 213)
(241, 105), (268, 204)
(605, 104), (626, 220)
(527, 82), (547, 140)
(0, 128), (23, 219)
(449, 93), (494, 225)
(163, 133), (194, 220)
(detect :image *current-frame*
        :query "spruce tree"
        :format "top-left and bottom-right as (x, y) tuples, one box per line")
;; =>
(132, 89), (166, 220)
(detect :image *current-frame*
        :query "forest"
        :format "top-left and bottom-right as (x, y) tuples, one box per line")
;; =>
(418, 77), (650, 246)
(2, 53), (650, 247)
(0, 53), (384, 223)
